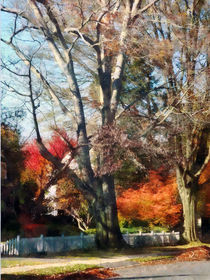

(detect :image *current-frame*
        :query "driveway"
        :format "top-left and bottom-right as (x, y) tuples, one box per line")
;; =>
(108, 261), (210, 280)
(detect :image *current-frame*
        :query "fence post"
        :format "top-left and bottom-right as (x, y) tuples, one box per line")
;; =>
(5, 242), (7, 255)
(40, 234), (44, 253)
(80, 233), (84, 249)
(126, 231), (129, 245)
(17, 236), (20, 256)
(61, 234), (65, 252)
(12, 239), (14, 255)
(151, 231), (154, 246)
(171, 230), (174, 245)
(9, 240), (11, 255)
(162, 231), (165, 246)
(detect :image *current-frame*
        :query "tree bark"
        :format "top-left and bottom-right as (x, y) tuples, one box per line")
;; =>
(93, 177), (126, 249)
(176, 167), (199, 242)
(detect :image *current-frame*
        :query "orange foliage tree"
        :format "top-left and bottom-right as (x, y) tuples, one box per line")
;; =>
(117, 169), (182, 228)
(198, 162), (210, 218)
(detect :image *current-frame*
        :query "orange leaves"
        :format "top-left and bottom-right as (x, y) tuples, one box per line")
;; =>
(198, 161), (210, 217)
(199, 161), (210, 185)
(117, 169), (182, 227)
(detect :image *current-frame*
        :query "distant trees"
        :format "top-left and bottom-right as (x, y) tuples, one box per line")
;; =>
(1, 124), (21, 238)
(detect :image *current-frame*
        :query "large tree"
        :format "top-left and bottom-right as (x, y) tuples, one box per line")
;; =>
(141, 0), (210, 242)
(1, 0), (161, 248)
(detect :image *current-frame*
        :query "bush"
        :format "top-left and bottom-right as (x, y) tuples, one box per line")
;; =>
(120, 225), (170, 234)
(149, 225), (169, 232)
(84, 228), (96, 235)
(120, 226), (147, 234)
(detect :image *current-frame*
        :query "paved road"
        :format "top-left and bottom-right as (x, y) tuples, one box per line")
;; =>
(108, 261), (210, 280)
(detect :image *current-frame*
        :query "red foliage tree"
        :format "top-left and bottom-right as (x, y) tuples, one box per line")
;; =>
(117, 169), (182, 227)
(22, 131), (77, 198)
(48, 129), (77, 159)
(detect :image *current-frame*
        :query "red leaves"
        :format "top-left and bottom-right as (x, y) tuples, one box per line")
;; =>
(23, 130), (77, 171)
(22, 130), (77, 197)
(24, 140), (46, 172)
(117, 169), (182, 227)
(48, 135), (69, 159)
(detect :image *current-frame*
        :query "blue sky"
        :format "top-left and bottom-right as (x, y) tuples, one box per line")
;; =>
(1, 10), (59, 141)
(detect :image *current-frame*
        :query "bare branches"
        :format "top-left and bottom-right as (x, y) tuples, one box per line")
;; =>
(1, 81), (29, 97)
(1, 39), (75, 121)
(1, 6), (29, 22)
(66, 28), (96, 48)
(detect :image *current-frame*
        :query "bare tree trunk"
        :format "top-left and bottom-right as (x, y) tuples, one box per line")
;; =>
(89, 177), (125, 248)
(176, 167), (198, 242)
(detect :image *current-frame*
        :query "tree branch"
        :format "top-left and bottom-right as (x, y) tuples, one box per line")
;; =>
(1, 39), (75, 121)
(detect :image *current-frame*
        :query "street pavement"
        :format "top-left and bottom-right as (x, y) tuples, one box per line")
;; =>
(108, 261), (210, 280)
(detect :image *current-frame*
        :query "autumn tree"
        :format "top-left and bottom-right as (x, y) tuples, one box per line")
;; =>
(1, 123), (25, 239)
(117, 169), (182, 228)
(138, 0), (210, 242)
(198, 162), (210, 220)
(1, 0), (162, 248)
(22, 131), (91, 231)
(53, 177), (92, 232)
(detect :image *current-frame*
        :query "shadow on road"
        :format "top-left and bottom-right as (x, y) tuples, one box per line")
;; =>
(110, 274), (205, 279)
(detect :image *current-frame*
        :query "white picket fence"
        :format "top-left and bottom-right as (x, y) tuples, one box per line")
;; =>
(1, 231), (180, 256)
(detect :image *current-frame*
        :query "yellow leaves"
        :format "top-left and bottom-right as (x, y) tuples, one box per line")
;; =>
(20, 169), (36, 184)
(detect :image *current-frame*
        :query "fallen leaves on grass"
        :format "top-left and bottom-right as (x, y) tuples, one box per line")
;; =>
(46, 268), (118, 280)
(137, 246), (210, 266)
(2, 268), (118, 280)
(175, 246), (210, 262)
